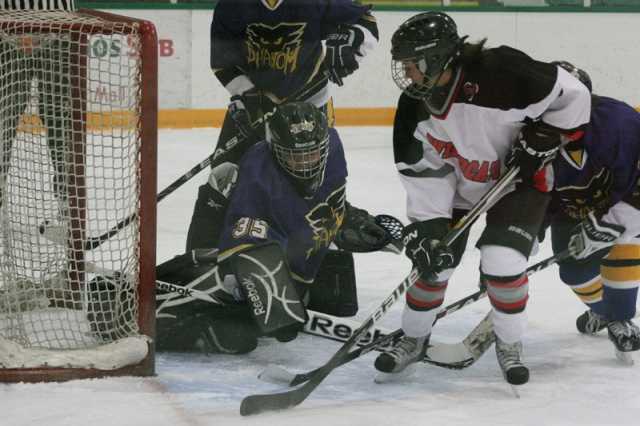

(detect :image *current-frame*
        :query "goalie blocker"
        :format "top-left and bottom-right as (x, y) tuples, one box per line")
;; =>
(153, 241), (358, 355)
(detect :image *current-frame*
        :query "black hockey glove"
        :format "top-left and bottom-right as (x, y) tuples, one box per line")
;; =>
(402, 219), (455, 280)
(324, 25), (364, 86)
(506, 123), (562, 181)
(227, 88), (266, 141)
(333, 203), (392, 253)
(568, 211), (625, 263)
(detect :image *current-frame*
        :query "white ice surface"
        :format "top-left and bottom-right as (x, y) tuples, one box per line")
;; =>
(4, 127), (640, 426)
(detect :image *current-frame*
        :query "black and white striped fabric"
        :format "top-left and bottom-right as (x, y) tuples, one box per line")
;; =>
(1, 0), (74, 10)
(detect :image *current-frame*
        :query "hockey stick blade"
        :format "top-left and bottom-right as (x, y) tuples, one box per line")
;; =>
(239, 268), (420, 416)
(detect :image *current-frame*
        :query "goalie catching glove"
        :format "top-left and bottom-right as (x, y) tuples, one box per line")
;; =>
(402, 218), (455, 281)
(568, 211), (625, 263)
(324, 25), (364, 86)
(332, 203), (401, 253)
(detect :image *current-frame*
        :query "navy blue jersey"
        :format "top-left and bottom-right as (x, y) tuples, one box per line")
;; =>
(552, 96), (640, 220)
(218, 128), (348, 283)
(210, 0), (374, 101)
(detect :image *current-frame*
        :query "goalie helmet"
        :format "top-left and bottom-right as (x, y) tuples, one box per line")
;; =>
(390, 11), (465, 100)
(266, 102), (330, 199)
(551, 61), (593, 93)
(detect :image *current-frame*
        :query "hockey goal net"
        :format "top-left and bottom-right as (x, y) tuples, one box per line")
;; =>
(0, 9), (157, 382)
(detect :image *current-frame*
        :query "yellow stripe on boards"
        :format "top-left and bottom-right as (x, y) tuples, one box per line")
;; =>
(156, 108), (397, 129)
(21, 108), (640, 130)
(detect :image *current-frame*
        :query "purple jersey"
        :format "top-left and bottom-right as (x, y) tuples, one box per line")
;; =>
(552, 96), (640, 219)
(210, 0), (373, 101)
(217, 128), (347, 283)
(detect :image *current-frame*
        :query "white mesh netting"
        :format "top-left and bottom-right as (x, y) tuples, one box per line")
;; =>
(0, 10), (151, 370)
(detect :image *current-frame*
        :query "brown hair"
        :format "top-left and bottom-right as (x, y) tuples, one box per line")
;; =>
(457, 38), (488, 65)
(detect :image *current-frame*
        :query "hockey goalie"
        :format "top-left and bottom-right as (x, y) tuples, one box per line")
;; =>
(154, 102), (397, 355)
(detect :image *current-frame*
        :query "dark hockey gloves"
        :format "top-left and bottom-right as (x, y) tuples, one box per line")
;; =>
(324, 25), (364, 86)
(568, 211), (625, 263)
(333, 203), (392, 253)
(507, 123), (562, 182)
(402, 219), (455, 280)
(228, 88), (267, 141)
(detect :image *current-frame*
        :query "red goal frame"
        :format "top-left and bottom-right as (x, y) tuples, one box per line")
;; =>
(0, 9), (157, 383)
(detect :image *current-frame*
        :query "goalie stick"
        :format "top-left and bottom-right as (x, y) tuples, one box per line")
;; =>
(239, 165), (520, 416)
(83, 72), (330, 251)
(257, 248), (572, 387)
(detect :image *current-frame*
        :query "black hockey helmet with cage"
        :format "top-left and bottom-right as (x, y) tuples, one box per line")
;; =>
(551, 61), (592, 93)
(266, 102), (330, 199)
(390, 11), (466, 99)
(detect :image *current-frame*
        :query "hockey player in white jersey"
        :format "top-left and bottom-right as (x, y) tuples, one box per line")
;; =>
(374, 12), (591, 390)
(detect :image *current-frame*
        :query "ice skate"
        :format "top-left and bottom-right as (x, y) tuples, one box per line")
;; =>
(495, 338), (529, 397)
(374, 334), (429, 383)
(576, 310), (607, 335)
(607, 319), (640, 365)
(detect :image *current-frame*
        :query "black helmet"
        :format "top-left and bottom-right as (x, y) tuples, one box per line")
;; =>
(552, 61), (592, 93)
(266, 102), (330, 199)
(390, 12), (465, 99)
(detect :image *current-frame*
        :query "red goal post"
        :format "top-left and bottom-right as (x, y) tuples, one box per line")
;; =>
(0, 9), (157, 382)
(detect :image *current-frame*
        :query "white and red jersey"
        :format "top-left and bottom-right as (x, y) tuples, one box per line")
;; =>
(393, 46), (591, 223)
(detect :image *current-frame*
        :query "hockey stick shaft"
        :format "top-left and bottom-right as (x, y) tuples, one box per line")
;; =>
(239, 166), (520, 416)
(83, 73), (329, 251)
(267, 248), (571, 387)
(440, 166), (519, 248)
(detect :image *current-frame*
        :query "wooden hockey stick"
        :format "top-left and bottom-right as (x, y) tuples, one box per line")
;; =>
(83, 73), (330, 251)
(239, 166), (520, 416)
(258, 248), (572, 387)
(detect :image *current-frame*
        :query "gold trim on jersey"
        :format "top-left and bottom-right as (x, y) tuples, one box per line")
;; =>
(218, 244), (254, 262)
(261, 0), (283, 10)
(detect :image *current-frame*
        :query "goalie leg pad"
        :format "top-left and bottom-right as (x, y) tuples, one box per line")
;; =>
(156, 311), (258, 355)
(231, 241), (307, 337)
(155, 256), (257, 354)
(306, 250), (358, 317)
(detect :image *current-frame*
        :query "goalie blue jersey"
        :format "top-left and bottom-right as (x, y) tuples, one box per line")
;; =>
(217, 128), (347, 284)
(552, 96), (640, 219)
(210, 0), (374, 101)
